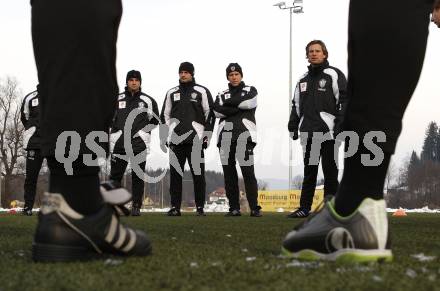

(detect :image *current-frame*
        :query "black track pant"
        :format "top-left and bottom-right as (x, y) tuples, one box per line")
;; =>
(32, 0), (122, 156)
(345, 0), (432, 155)
(24, 149), (44, 209)
(299, 139), (338, 211)
(31, 0), (122, 214)
(110, 154), (147, 207)
(220, 140), (259, 211)
(169, 144), (206, 209)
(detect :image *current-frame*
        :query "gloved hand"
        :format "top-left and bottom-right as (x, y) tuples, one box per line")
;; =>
(290, 131), (299, 141)
(202, 136), (209, 149)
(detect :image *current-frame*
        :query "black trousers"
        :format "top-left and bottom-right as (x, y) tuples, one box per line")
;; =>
(169, 144), (206, 209)
(300, 139), (338, 211)
(220, 140), (259, 211)
(24, 149), (44, 208)
(110, 154), (146, 207)
(31, 0), (122, 157)
(346, 0), (432, 155)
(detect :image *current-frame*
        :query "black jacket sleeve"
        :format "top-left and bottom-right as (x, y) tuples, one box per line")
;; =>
(213, 93), (240, 118)
(334, 70), (348, 136)
(288, 82), (301, 133)
(20, 97), (28, 128)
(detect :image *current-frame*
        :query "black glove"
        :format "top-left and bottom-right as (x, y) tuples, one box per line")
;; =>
(290, 131), (299, 140)
(202, 137), (209, 149)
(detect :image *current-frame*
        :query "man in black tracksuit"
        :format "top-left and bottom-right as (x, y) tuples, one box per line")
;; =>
(160, 62), (215, 216)
(287, 40), (347, 218)
(283, 0), (438, 262)
(110, 70), (159, 216)
(20, 87), (44, 216)
(213, 63), (262, 217)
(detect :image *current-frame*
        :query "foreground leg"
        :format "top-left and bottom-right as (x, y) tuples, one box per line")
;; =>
(31, 0), (151, 262)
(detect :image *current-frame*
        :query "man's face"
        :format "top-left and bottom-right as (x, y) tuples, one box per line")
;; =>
(307, 44), (326, 65)
(432, 7), (440, 28)
(127, 78), (141, 92)
(179, 71), (193, 83)
(227, 71), (242, 87)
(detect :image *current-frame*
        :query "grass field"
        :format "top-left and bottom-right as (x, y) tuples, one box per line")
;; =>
(0, 212), (439, 291)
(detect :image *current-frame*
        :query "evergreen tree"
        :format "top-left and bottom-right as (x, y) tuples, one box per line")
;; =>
(406, 151), (422, 192)
(421, 121), (438, 163)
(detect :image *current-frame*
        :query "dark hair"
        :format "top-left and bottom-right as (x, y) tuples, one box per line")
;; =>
(305, 40), (328, 60)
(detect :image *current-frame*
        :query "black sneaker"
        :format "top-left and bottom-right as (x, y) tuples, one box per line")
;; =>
(225, 209), (241, 217)
(282, 198), (393, 263)
(32, 185), (152, 263)
(196, 207), (206, 216)
(250, 206), (262, 217)
(131, 207), (141, 216)
(22, 207), (33, 216)
(287, 208), (310, 218)
(167, 208), (181, 216)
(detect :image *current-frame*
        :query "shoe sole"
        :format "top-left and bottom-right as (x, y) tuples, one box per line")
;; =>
(32, 242), (153, 263)
(32, 243), (100, 263)
(281, 247), (393, 263)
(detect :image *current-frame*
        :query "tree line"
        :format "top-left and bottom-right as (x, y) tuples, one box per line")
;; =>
(386, 121), (440, 208)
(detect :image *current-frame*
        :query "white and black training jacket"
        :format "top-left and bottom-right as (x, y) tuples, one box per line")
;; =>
(213, 81), (258, 147)
(110, 89), (159, 154)
(288, 60), (348, 137)
(20, 89), (41, 150)
(160, 80), (215, 145)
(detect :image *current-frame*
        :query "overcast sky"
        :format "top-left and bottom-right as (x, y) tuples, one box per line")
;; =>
(1, 1), (439, 183)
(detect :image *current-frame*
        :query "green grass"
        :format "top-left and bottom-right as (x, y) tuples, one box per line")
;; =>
(0, 213), (439, 291)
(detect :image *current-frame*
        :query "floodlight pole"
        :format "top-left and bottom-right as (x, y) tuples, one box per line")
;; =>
(0, 157), (2, 208)
(274, 1), (303, 192)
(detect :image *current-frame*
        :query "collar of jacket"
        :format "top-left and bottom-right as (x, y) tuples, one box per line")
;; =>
(124, 87), (142, 98)
(307, 60), (329, 75)
(179, 79), (196, 92)
(228, 81), (245, 94)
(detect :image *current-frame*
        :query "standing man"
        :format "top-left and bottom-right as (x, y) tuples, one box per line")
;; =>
(213, 63), (262, 217)
(160, 62), (214, 216)
(109, 70), (159, 216)
(20, 87), (44, 216)
(287, 40), (347, 218)
(31, 0), (152, 262)
(282, 0), (438, 262)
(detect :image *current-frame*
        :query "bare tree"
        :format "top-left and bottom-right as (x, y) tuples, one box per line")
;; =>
(385, 159), (396, 192)
(257, 179), (268, 190)
(0, 76), (25, 207)
(292, 174), (304, 190)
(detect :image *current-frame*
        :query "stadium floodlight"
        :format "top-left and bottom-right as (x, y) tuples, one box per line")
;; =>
(273, 1), (304, 193)
(273, 2), (287, 9)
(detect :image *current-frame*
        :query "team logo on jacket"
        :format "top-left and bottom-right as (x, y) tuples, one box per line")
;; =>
(318, 79), (327, 91)
(138, 102), (145, 108)
(300, 82), (307, 92)
(119, 101), (126, 109)
(174, 93), (180, 101)
(32, 98), (39, 107)
(224, 93), (231, 100)
(191, 93), (197, 99)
